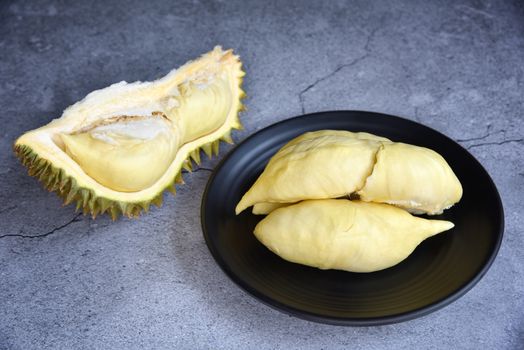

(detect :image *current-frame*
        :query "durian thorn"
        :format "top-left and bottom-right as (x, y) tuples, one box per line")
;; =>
(87, 195), (97, 217)
(80, 189), (90, 208)
(33, 160), (47, 178)
(189, 149), (201, 165)
(212, 140), (220, 156)
(152, 194), (163, 207)
(58, 178), (69, 193)
(47, 171), (58, 191)
(64, 187), (78, 205)
(38, 163), (51, 181)
(27, 166), (38, 177)
(91, 205), (100, 219)
(202, 143), (213, 158)
(61, 180), (73, 201)
(75, 199), (83, 212)
(175, 171), (185, 184)
(182, 160), (192, 172)
(109, 206), (119, 221)
(167, 183), (177, 195)
(99, 198), (111, 213)
(139, 201), (151, 213)
(232, 120), (243, 130)
(132, 205), (142, 218)
(221, 131), (233, 144)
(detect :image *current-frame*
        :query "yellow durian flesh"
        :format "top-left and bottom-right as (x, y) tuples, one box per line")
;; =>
(14, 46), (245, 218)
(357, 143), (463, 215)
(60, 115), (180, 192)
(282, 130), (391, 147)
(175, 76), (233, 143)
(252, 202), (290, 215)
(235, 130), (390, 214)
(254, 199), (454, 273)
(236, 130), (462, 216)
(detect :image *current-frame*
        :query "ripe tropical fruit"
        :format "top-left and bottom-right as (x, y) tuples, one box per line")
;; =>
(254, 199), (454, 272)
(14, 46), (245, 219)
(236, 130), (462, 215)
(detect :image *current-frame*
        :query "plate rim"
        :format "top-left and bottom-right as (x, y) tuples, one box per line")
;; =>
(200, 110), (505, 326)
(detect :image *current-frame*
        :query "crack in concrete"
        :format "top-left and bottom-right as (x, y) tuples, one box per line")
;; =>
(297, 25), (379, 114)
(182, 167), (213, 174)
(467, 138), (523, 150)
(192, 167), (213, 173)
(298, 54), (369, 114)
(455, 4), (494, 19)
(457, 132), (491, 142)
(456, 125), (503, 143)
(456, 126), (522, 149)
(363, 25), (379, 53)
(0, 213), (83, 239)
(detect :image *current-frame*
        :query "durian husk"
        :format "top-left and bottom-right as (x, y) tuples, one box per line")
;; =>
(14, 47), (245, 219)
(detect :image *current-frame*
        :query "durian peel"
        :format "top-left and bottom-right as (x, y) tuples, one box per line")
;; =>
(14, 46), (245, 219)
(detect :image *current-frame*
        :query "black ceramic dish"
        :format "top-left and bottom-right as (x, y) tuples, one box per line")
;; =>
(201, 111), (504, 326)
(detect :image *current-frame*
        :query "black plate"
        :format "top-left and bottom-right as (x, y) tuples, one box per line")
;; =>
(201, 111), (504, 326)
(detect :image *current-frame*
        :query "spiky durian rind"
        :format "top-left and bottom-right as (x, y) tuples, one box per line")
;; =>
(13, 126), (241, 220)
(14, 48), (245, 220)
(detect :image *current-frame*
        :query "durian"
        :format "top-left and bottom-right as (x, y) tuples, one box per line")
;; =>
(236, 130), (462, 215)
(236, 130), (391, 214)
(357, 142), (463, 214)
(14, 46), (245, 219)
(254, 199), (454, 272)
(252, 202), (289, 215)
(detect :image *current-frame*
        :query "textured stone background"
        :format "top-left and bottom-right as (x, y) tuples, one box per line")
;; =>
(1, 0), (523, 349)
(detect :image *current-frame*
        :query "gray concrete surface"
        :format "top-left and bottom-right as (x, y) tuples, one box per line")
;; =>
(1, 0), (523, 349)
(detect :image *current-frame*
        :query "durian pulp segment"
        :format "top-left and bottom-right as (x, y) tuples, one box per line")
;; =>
(357, 142), (463, 215)
(235, 129), (463, 216)
(252, 202), (290, 215)
(254, 199), (455, 272)
(173, 73), (232, 143)
(235, 131), (390, 214)
(60, 115), (180, 192)
(14, 46), (245, 218)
